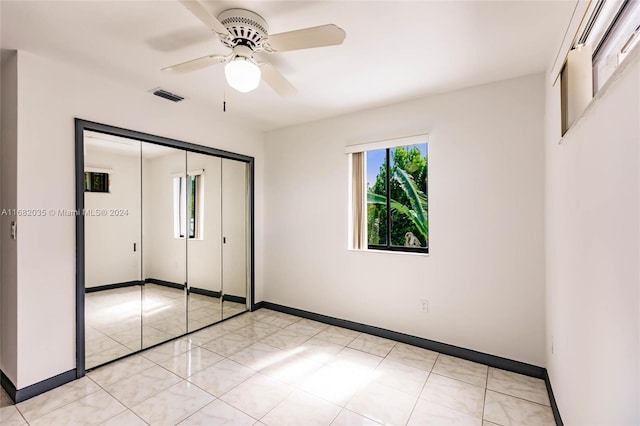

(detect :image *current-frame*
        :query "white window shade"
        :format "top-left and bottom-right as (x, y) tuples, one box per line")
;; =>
(563, 45), (593, 133)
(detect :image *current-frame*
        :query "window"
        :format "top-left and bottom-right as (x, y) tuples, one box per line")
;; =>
(561, 0), (639, 134)
(84, 172), (109, 193)
(173, 173), (201, 239)
(349, 135), (428, 254)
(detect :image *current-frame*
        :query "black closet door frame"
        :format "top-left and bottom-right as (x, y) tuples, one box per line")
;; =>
(74, 118), (256, 378)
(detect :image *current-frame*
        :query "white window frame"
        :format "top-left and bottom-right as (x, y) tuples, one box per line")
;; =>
(173, 169), (204, 240)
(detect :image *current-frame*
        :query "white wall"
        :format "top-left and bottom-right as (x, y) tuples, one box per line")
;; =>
(11, 50), (264, 389)
(544, 55), (640, 423)
(84, 147), (141, 288)
(187, 153), (222, 294)
(143, 150), (189, 285)
(1, 50), (18, 385)
(265, 73), (546, 366)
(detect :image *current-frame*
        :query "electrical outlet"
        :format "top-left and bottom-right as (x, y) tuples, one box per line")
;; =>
(420, 299), (429, 313)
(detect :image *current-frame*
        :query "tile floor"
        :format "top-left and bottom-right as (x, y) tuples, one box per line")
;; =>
(1, 309), (556, 426)
(86, 284), (246, 368)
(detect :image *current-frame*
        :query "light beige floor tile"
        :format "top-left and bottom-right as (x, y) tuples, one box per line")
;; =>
(160, 347), (224, 378)
(261, 328), (311, 351)
(372, 358), (429, 397)
(299, 362), (369, 407)
(202, 333), (255, 357)
(230, 342), (291, 371)
(141, 338), (195, 364)
(131, 381), (214, 426)
(420, 373), (485, 417)
(17, 376), (101, 422)
(101, 365), (182, 407)
(188, 359), (256, 397)
(487, 368), (550, 405)
(294, 337), (345, 363)
(432, 354), (488, 387)
(483, 390), (555, 426)
(178, 400), (256, 425)
(186, 325), (225, 346)
(236, 323), (282, 340)
(330, 409), (382, 425)
(0, 404), (27, 426)
(348, 334), (396, 357)
(315, 326), (361, 347)
(100, 409), (149, 426)
(346, 382), (417, 426)
(285, 319), (328, 336)
(259, 312), (300, 328)
(88, 355), (156, 387)
(219, 373), (293, 419)
(261, 352), (323, 386)
(408, 399), (482, 426)
(331, 347), (383, 369)
(29, 390), (126, 426)
(262, 390), (342, 426)
(386, 343), (439, 371)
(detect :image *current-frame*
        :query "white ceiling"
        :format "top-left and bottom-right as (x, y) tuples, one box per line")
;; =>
(1, 0), (576, 131)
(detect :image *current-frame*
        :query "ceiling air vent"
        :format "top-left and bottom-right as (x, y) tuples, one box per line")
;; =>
(152, 88), (184, 103)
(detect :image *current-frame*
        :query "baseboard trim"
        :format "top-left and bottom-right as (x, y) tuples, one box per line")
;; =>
(85, 281), (142, 293)
(145, 278), (184, 290)
(222, 294), (247, 304)
(1, 369), (76, 403)
(544, 370), (564, 425)
(190, 287), (221, 298)
(261, 302), (546, 379)
(251, 300), (264, 311)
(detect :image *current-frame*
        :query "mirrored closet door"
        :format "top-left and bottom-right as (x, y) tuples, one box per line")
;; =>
(141, 142), (188, 348)
(186, 152), (223, 332)
(221, 159), (249, 320)
(84, 133), (143, 369)
(80, 125), (252, 371)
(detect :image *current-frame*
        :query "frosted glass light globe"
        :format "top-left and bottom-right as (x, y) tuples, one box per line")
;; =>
(225, 58), (261, 93)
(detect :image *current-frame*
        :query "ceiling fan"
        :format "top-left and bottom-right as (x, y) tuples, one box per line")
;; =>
(162, 0), (347, 97)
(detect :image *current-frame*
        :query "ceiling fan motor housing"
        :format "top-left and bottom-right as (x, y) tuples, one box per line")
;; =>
(217, 8), (269, 50)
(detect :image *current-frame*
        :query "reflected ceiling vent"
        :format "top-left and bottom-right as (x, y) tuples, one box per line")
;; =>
(151, 88), (185, 102)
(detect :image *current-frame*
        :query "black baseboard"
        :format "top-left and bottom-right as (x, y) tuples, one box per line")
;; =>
(251, 300), (264, 311)
(190, 287), (221, 298)
(544, 370), (564, 425)
(85, 280), (143, 293)
(261, 302), (546, 379)
(223, 294), (247, 304)
(1, 369), (76, 403)
(145, 278), (185, 290)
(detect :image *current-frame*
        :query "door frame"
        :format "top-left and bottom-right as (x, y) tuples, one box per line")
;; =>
(75, 118), (255, 378)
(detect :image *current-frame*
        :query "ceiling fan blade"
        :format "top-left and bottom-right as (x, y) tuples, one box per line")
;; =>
(162, 54), (226, 73)
(265, 24), (346, 52)
(261, 63), (297, 98)
(179, 0), (231, 38)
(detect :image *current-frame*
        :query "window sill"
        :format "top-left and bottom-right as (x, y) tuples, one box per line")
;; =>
(348, 248), (430, 257)
(559, 42), (640, 144)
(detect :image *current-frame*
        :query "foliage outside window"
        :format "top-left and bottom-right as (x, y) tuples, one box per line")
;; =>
(84, 172), (109, 193)
(366, 144), (428, 253)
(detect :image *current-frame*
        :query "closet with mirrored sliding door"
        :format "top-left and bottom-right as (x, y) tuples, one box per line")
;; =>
(77, 119), (253, 372)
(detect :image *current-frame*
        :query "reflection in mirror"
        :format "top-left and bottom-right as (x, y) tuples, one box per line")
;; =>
(186, 152), (223, 331)
(84, 131), (142, 369)
(141, 143), (187, 347)
(222, 159), (249, 319)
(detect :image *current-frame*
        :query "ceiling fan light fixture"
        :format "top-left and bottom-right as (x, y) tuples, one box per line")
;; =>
(224, 57), (261, 93)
